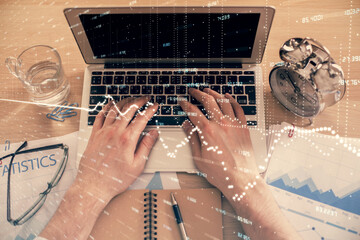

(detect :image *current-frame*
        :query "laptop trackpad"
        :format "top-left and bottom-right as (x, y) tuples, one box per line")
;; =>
(144, 130), (197, 173)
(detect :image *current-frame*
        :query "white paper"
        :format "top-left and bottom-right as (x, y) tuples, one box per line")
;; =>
(265, 123), (360, 239)
(0, 132), (78, 240)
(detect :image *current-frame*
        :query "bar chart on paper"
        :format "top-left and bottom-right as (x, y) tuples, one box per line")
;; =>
(266, 124), (360, 240)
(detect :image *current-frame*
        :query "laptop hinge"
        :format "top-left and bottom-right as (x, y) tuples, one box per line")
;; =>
(104, 62), (242, 69)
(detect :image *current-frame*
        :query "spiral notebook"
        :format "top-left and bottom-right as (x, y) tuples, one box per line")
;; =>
(89, 188), (223, 240)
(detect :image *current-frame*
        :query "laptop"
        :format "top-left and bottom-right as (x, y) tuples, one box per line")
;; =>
(64, 6), (275, 173)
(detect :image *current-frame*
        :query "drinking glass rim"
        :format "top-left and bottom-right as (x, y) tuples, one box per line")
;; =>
(16, 45), (62, 77)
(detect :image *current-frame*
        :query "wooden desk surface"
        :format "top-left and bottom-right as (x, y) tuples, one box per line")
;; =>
(0, 0), (359, 239)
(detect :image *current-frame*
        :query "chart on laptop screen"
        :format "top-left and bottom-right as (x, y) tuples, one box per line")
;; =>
(265, 128), (360, 240)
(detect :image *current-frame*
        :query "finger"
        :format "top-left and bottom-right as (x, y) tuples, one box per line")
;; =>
(203, 88), (235, 119)
(225, 94), (247, 125)
(117, 97), (137, 111)
(128, 103), (159, 139)
(182, 120), (201, 162)
(188, 88), (222, 121)
(179, 99), (208, 129)
(116, 96), (151, 128)
(103, 101), (118, 126)
(134, 130), (159, 168)
(92, 101), (112, 131)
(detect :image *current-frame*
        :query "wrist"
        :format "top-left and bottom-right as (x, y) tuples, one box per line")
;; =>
(72, 175), (115, 205)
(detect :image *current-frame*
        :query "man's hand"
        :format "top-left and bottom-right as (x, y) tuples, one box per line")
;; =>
(40, 97), (159, 240)
(180, 88), (301, 240)
(77, 97), (159, 199)
(180, 88), (259, 192)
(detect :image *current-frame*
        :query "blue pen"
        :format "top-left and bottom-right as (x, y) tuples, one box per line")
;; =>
(171, 192), (188, 240)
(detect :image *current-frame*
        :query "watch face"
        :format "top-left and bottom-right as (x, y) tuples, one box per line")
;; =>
(270, 66), (320, 117)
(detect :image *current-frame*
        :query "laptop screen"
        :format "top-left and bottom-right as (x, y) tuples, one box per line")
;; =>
(79, 13), (260, 60)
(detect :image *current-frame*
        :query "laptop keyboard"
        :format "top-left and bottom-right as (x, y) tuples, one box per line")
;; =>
(88, 70), (257, 126)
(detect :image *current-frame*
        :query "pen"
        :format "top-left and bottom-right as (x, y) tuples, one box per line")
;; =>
(170, 192), (188, 240)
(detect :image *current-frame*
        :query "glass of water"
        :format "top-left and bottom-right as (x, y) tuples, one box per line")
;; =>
(5, 45), (70, 106)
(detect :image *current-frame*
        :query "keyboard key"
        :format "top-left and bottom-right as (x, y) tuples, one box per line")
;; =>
(107, 86), (118, 94)
(150, 71), (160, 74)
(185, 71), (196, 74)
(136, 76), (146, 84)
(89, 96), (106, 105)
(246, 86), (256, 104)
(104, 71), (114, 75)
(148, 76), (158, 84)
(114, 76), (124, 84)
(159, 76), (170, 84)
(171, 76), (181, 84)
(234, 86), (244, 94)
(197, 71), (208, 74)
(173, 105), (186, 115)
(247, 121), (257, 126)
(237, 96), (247, 104)
(112, 96), (120, 102)
(91, 86), (106, 94)
(209, 71), (219, 74)
(125, 76), (135, 84)
(115, 71), (125, 75)
(182, 76), (192, 84)
(130, 86), (140, 94)
(221, 71), (231, 74)
(239, 76), (255, 84)
(92, 71), (102, 75)
(193, 76), (204, 84)
(216, 76), (226, 84)
(118, 85), (129, 94)
(228, 76), (237, 84)
(242, 106), (256, 115)
(245, 86), (255, 95)
(161, 106), (172, 115)
(244, 71), (254, 75)
(176, 85), (187, 94)
(174, 71), (184, 75)
(127, 71), (137, 75)
(205, 76), (215, 84)
(222, 86), (232, 94)
(147, 116), (188, 126)
(142, 85), (152, 94)
(103, 76), (113, 84)
(156, 95), (166, 104)
(153, 86), (163, 94)
(162, 71), (172, 74)
(190, 96), (200, 105)
(210, 85), (221, 93)
(91, 76), (101, 84)
(165, 85), (175, 94)
(139, 71), (149, 75)
(88, 105), (102, 116)
(167, 96), (177, 105)
(88, 116), (96, 125)
(232, 71), (243, 74)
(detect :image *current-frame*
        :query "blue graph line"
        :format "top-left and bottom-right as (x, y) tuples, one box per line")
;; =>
(287, 208), (324, 223)
(268, 174), (360, 215)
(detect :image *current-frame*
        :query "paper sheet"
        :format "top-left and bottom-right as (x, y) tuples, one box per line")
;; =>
(0, 132), (78, 240)
(265, 123), (360, 239)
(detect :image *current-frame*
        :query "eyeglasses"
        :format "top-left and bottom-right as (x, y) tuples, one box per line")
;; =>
(0, 141), (68, 226)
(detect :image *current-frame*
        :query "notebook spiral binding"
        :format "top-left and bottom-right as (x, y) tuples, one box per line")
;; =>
(144, 191), (158, 240)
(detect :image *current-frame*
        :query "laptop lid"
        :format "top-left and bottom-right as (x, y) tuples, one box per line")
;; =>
(64, 6), (275, 67)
